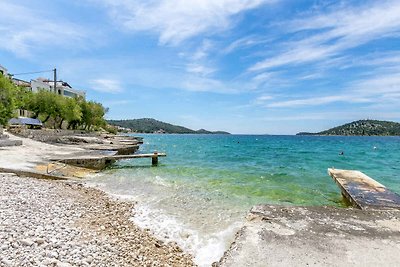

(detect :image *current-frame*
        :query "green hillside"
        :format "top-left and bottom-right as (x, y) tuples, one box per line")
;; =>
(297, 120), (400, 136)
(107, 118), (230, 134)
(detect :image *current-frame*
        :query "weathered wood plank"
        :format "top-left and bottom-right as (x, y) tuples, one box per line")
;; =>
(328, 168), (400, 210)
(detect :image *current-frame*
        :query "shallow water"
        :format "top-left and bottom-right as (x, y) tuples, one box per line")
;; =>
(86, 134), (400, 266)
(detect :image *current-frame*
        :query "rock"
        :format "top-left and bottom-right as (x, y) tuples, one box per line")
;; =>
(1, 258), (13, 266)
(35, 238), (45, 245)
(21, 238), (35, 246)
(85, 256), (93, 264)
(47, 251), (59, 259)
(57, 262), (73, 267)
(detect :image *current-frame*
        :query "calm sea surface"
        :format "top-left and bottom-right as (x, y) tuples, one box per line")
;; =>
(86, 134), (400, 266)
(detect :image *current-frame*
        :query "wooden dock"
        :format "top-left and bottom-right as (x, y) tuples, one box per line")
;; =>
(328, 168), (400, 210)
(52, 152), (166, 170)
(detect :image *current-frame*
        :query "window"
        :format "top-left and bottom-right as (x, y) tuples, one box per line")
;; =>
(63, 90), (77, 98)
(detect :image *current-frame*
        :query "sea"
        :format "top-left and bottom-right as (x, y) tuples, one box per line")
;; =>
(86, 134), (400, 266)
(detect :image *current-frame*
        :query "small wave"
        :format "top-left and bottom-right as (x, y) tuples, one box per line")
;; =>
(131, 204), (242, 267)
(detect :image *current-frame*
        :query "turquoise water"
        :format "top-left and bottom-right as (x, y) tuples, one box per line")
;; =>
(87, 134), (400, 266)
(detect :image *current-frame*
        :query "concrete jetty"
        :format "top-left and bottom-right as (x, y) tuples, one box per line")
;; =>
(215, 205), (400, 267)
(328, 168), (400, 210)
(52, 152), (167, 170)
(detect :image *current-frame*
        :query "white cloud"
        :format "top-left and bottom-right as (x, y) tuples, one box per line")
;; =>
(352, 73), (400, 95)
(192, 39), (214, 61)
(266, 95), (371, 108)
(261, 67), (400, 109)
(223, 35), (270, 54)
(90, 79), (123, 93)
(97, 0), (275, 45)
(253, 94), (274, 105)
(249, 0), (400, 71)
(0, 2), (86, 57)
(185, 39), (216, 76)
(181, 75), (238, 94)
(261, 111), (400, 122)
(186, 63), (216, 76)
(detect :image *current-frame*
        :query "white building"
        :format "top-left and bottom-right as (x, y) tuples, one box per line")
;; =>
(31, 78), (86, 98)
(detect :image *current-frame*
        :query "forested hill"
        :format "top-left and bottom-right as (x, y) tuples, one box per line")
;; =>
(297, 120), (400, 136)
(107, 118), (230, 134)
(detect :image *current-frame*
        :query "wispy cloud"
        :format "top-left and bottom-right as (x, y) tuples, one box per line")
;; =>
(265, 95), (372, 108)
(185, 39), (216, 76)
(186, 63), (216, 76)
(97, 0), (276, 45)
(0, 2), (87, 57)
(253, 94), (274, 105)
(223, 35), (271, 54)
(90, 79), (123, 93)
(180, 75), (238, 94)
(256, 65), (400, 109)
(249, 0), (400, 71)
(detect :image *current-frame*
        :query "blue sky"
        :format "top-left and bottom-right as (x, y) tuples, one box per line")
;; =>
(1, 0), (400, 134)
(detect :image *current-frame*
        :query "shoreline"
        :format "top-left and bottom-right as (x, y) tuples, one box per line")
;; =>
(0, 172), (195, 266)
(0, 131), (195, 266)
(2, 132), (400, 266)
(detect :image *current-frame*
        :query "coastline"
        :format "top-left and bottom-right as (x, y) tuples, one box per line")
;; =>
(0, 132), (195, 266)
(0, 173), (194, 266)
(2, 132), (400, 266)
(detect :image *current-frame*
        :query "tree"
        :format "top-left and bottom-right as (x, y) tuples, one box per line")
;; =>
(80, 100), (107, 130)
(0, 75), (110, 131)
(14, 86), (33, 111)
(59, 97), (82, 129)
(28, 90), (59, 123)
(0, 75), (16, 125)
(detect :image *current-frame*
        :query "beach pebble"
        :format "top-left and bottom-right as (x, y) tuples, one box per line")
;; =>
(20, 238), (34, 246)
(35, 238), (46, 245)
(1, 258), (13, 266)
(0, 173), (194, 266)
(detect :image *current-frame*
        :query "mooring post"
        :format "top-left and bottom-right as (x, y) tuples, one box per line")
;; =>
(152, 151), (158, 166)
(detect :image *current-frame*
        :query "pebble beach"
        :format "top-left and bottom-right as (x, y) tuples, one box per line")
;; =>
(0, 173), (194, 266)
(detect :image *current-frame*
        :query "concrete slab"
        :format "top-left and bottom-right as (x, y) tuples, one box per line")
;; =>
(328, 168), (400, 210)
(215, 205), (400, 267)
(51, 153), (167, 169)
(0, 139), (23, 147)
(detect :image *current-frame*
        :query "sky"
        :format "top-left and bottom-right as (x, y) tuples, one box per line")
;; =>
(1, 0), (400, 134)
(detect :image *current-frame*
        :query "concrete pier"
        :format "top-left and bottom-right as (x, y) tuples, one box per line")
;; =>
(52, 152), (167, 170)
(215, 205), (400, 267)
(328, 168), (400, 210)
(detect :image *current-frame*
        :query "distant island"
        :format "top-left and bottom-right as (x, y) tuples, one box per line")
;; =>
(297, 120), (400, 136)
(107, 118), (230, 134)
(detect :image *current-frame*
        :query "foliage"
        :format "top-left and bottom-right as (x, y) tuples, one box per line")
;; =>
(0, 74), (109, 131)
(105, 124), (118, 135)
(107, 118), (230, 134)
(0, 75), (15, 125)
(80, 100), (108, 130)
(297, 120), (400, 136)
(14, 86), (33, 111)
